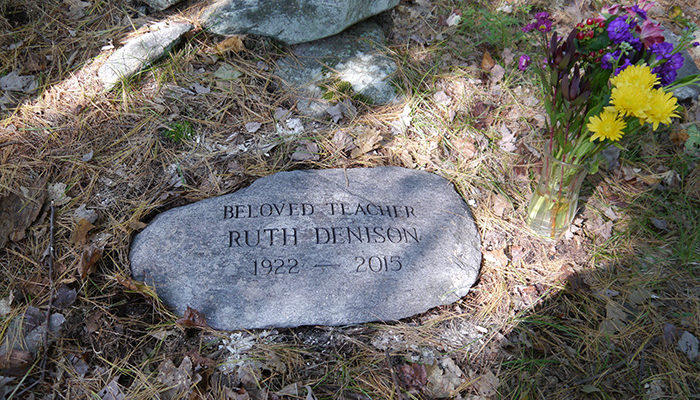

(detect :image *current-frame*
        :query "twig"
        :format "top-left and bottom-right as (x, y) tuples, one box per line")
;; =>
(574, 359), (627, 386)
(384, 349), (405, 400)
(14, 201), (55, 398)
(0, 140), (20, 148)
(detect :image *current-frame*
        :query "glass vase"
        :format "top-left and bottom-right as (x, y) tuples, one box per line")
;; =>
(526, 151), (587, 239)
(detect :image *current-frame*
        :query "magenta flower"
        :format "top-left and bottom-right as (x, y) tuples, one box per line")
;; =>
(638, 19), (664, 48)
(518, 54), (531, 71)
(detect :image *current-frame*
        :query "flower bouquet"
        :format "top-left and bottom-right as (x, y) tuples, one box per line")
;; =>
(519, 1), (699, 239)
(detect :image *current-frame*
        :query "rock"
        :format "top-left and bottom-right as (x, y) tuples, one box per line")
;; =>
(677, 331), (699, 360)
(200, 0), (400, 45)
(142, 0), (184, 11)
(130, 167), (481, 330)
(663, 30), (700, 102)
(98, 21), (193, 90)
(275, 21), (398, 116)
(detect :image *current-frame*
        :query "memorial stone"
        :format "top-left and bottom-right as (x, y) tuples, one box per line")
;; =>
(130, 167), (481, 330)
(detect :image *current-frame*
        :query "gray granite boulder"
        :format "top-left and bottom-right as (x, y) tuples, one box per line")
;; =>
(142, 0), (184, 11)
(663, 30), (700, 101)
(98, 21), (193, 90)
(275, 21), (398, 117)
(200, 0), (400, 45)
(130, 167), (481, 330)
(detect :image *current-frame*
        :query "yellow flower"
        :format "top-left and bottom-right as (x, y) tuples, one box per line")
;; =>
(588, 108), (627, 142)
(644, 88), (680, 130)
(610, 64), (659, 89)
(611, 84), (651, 119)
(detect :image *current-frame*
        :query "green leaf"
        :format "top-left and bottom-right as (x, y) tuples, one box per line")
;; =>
(589, 158), (600, 174)
(581, 384), (601, 394)
(685, 124), (700, 157)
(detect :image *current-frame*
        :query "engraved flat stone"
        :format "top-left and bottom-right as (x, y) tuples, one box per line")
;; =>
(130, 167), (481, 330)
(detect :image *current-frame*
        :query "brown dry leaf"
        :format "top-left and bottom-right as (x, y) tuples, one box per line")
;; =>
(0, 179), (47, 249)
(78, 244), (103, 279)
(128, 220), (147, 230)
(23, 53), (48, 73)
(483, 248), (508, 267)
(669, 129), (689, 146)
(481, 51), (496, 71)
(70, 218), (95, 246)
(491, 193), (510, 217)
(398, 363), (428, 393)
(451, 136), (476, 159)
(350, 129), (382, 158)
(215, 35), (246, 54)
(0, 349), (33, 376)
(157, 357), (197, 400)
(176, 306), (209, 328)
(557, 264), (590, 292)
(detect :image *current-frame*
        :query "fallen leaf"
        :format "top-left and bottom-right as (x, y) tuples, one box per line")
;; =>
(128, 220), (147, 230)
(557, 264), (590, 292)
(424, 358), (464, 398)
(474, 369), (499, 397)
(450, 136), (476, 159)
(581, 384), (601, 394)
(501, 48), (515, 67)
(677, 331), (698, 360)
(0, 293), (12, 316)
(669, 129), (689, 146)
(215, 35), (246, 53)
(483, 248), (508, 268)
(305, 385), (318, 400)
(351, 129), (382, 158)
(326, 103), (344, 123)
(446, 13), (461, 26)
(0, 349), (33, 377)
(497, 124), (516, 152)
(433, 90), (451, 106)
(397, 363), (428, 393)
(662, 323), (680, 345)
(491, 193), (510, 217)
(98, 377), (126, 400)
(53, 285), (77, 309)
(489, 64), (506, 82)
(245, 122), (261, 133)
(70, 218), (95, 246)
(0, 71), (38, 93)
(600, 300), (630, 334)
(78, 244), (103, 279)
(67, 353), (89, 377)
(190, 82), (210, 94)
(0, 179), (46, 249)
(481, 51), (496, 71)
(290, 140), (320, 162)
(214, 63), (243, 80)
(23, 53), (48, 73)
(176, 306), (209, 328)
(332, 130), (356, 152)
(157, 357), (197, 400)
(48, 182), (71, 206)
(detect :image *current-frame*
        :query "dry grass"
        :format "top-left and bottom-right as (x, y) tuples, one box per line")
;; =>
(1, 0), (699, 398)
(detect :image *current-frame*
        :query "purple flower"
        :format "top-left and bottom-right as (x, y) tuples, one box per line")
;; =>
(628, 5), (647, 20)
(614, 59), (632, 75)
(693, 42), (700, 47)
(607, 16), (634, 43)
(650, 41), (674, 58)
(536, 19), (553, 32)
(652, 64), (678, 86)
(601, 50), (621, 69)
(522, 23), (536, 33)
(534, 12), (550, 20)
(518, 54), (531, 71)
